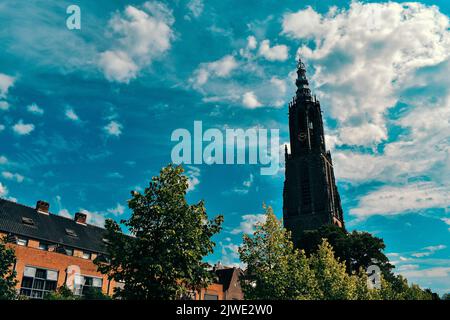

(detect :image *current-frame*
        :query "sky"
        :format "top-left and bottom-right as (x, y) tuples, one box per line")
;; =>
(0, 0), (449, 295)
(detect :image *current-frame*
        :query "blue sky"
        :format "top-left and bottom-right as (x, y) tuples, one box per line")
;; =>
(0, 0), (449, 294)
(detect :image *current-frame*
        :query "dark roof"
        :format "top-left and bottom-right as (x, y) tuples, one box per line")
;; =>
(0, 198), (107, 254)
(215, 268), (237, 291)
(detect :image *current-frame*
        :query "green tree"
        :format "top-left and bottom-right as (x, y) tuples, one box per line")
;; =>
(44, 285), (78, 300)
(298, 225), (394, 279)
(95, 164), (223, 300)
(309, 239), (357, 300)
(239, 206), (319, 300)
(0, 236), (17, 300)
(442, 293), (450, 300)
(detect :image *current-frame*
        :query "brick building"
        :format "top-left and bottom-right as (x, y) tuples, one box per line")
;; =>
(0, 198), (243, 300)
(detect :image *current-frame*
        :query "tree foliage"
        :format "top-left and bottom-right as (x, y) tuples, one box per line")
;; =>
(95, 164), (223, 300)
(44, 285), (78, 300)
(0, 236), (17, 300)
(239, 206), (319, 299)
(239, 210), (435, 300)
(297, 225), (394, 278)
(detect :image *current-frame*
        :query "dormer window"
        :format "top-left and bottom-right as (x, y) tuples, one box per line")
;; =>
(65, 228), (77, 238)
(22, 217), (35, 226)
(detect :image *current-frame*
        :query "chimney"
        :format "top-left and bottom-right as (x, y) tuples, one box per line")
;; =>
(74, 212), (87, 225)
(36, 200), (49, 215)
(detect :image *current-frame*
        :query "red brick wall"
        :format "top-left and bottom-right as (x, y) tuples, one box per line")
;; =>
(197, 283), (224, 300)
(8, 243), (117, 296)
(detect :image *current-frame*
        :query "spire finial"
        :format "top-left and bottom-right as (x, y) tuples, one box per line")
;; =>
(295, 57), (311, 99)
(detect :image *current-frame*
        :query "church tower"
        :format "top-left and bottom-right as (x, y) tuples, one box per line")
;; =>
(283, 58), (344, 245)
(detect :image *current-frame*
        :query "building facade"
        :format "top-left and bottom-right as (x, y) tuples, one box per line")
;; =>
(0, 198), (119, 298)
(0, 198), (243, 300)
(283, 59), (345, 245)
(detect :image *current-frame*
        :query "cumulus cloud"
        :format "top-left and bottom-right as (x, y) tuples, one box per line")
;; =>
(65, 107), (79, 121)
(1, 171), (25, 183)
(99, 1), (175, 83)
(27, 103), (44, 115)
(0, 182), (8, 197)
(107, 203), (126, 216)
(186, 0), (204, 18)
(99, 51), (138, 84)
(0, 156), (7, 165)
(283, 2), (450, 146)
(0, 73), (15, 98)
(242, 91), (262, 108)
(350, 182), (450, 218)
(231, 214), (266, 234)
(0, 101), (10, 111)
(220, 241), (241, 267)
(186, 165), (200, 192)
(191, 55), (238, 87)
(79, 209), (107, 228)
(258, 40), (289, 61)
(12, 120), (34, 135)
(104, 121), (123, 137)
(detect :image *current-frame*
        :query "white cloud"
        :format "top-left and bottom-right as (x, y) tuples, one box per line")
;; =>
(58, 209), (72, 219)
(242, 91), (262, 108)
(65, 108), (79, 121)
(1, 171), (24, 183)
(186, 166), (200, 192)
(441, 218), (450, 231)
(270, 77), (287, 95)
(258, 40), (289, 61)
(104, 121), (123, 136)
(0, 124), (4, 132)
(12, 120), (34, 135)
(239, 36), (258, 58)
(99, 50), (138, 84)
(79, 209), (107, 228)
(0, 73), (15, 98)
(282, 2), (450, 146)
(231, 214), (266, 235)
(0, 101), (10, 111)
(191, 55), (238, 87)
(107, 203), (126, 216)
(186, 0), (204, 18)
(0, 156), (7, 165)
(243, 173), (254, 188)
(220, 241), (241, 267)
(107, 172), (124, 179)
(350, 182), (450, 218)
(400, 267), (450, 278)
(27, 103), (44, 115)
(412, 245), (447, 258)
(99, 1), (175, 83)
(0, 182), (8, 197)
(282, 6), (325, 39)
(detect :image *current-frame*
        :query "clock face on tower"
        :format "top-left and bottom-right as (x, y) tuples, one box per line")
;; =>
(298, 133), (306, 141)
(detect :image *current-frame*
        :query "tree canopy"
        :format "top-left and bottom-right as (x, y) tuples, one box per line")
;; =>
(239, 209), (434, 300)
(0, 236), (17, 300)
(95, 164), (223, 300)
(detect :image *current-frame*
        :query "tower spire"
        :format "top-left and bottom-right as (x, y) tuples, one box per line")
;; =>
(283, 58), (345, 245)
(295, 57), (312, 100)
